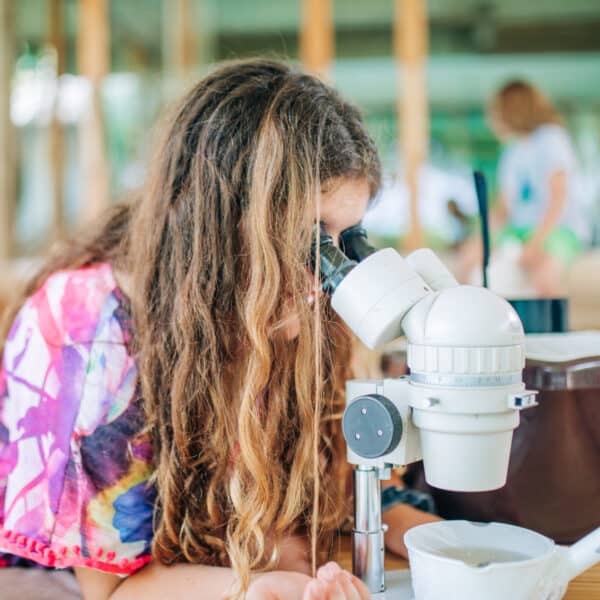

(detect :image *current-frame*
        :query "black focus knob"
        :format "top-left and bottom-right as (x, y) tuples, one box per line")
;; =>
(342, 394), (403, 459)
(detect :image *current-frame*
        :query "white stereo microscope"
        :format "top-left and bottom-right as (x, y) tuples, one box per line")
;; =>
(314, 225), (538, 596)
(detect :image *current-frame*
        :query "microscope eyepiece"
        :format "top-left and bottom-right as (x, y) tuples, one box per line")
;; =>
(339, 224), (377, 262)
(311, 223), (357, 294)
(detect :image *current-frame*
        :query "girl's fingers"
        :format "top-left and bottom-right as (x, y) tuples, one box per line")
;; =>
(303, 576), (358, 600)
(304, 579), (342, 600)
(302, 580), (320, 600)
(323, 578), (348, 600)
(345, 573), (371, 600)
(315, 562), (368, 600)
(333, 572), (362, 600)
(316, 561), (343, 581)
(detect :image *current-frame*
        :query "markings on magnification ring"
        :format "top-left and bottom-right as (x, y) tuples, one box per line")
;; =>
(410, 372), (522, 388)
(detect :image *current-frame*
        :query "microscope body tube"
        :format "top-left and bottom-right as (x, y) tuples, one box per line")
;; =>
(331, 249), (431, 349)
(352, 466), (386, 594)
(405, 247), (459, 291)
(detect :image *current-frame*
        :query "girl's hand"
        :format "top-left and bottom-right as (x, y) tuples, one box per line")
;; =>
(303, 562), (371, 600)
(246, 562), (370, 600)
(247, 570), (312, 600)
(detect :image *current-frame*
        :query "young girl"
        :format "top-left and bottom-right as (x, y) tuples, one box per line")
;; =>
(489, 80), (586, 295)
(0, 59), (382, 599)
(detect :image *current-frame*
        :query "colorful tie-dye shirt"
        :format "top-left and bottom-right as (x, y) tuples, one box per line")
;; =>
(0, 263), (154, 575)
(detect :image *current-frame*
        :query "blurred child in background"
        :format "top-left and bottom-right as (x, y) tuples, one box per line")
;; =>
(460, 80), (588, 296)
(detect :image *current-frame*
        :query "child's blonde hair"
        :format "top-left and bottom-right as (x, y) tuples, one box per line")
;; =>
(489, 80), (562, 135)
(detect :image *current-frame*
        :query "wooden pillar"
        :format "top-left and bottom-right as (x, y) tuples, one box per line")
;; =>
(395, 0), (428, 251)
(48, 0), (66, 241)
(300, 0), (334, 80)
(174, 0), (196, 76)
(163, 0), (196, 81)
(0, 0), (16, 260)
(78, 0), (111, 223)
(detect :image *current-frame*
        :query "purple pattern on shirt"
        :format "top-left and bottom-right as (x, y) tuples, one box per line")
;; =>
(0, 263), (154, 573)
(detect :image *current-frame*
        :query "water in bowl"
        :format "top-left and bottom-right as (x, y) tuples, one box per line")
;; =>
(433, 546), (531, 568)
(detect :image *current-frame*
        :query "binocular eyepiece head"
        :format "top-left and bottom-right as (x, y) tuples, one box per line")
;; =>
(339, 224), (376, 263)
(311, 223), (376, 294)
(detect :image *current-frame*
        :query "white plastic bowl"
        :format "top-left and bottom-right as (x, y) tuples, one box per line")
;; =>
(405, 521), (600, 600)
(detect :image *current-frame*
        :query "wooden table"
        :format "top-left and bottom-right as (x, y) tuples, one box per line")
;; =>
(335, 535), (600, 599)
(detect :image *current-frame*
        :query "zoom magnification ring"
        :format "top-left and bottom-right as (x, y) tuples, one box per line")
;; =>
(410, 372), (522, 388)
(407, 344), (525, 375)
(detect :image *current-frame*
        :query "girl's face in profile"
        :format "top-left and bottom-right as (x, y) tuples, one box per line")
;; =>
(281, 177), (372, 340)
(319, 177), (372, 248)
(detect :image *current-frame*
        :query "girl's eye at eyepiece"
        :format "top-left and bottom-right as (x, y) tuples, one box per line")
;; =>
(311, 222), (356, 295)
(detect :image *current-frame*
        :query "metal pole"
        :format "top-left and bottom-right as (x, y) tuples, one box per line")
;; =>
(353, 466), (386, 594)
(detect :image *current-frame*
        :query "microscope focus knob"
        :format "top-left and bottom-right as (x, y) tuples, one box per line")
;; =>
(342, 394), (403, 459)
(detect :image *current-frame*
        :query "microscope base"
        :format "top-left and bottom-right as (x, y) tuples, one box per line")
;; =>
(372, 570), (413, 599)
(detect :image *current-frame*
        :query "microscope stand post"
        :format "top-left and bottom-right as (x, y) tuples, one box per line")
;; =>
(352, 465), (386, 594)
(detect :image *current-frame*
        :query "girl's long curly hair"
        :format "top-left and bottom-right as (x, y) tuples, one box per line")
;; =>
(1, 59), (381, 596)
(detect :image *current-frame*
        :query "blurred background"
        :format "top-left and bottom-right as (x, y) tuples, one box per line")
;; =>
(1, 0), (600, 326)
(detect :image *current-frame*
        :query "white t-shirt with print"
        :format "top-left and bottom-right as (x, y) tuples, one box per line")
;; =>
(498, 124), (588, 240)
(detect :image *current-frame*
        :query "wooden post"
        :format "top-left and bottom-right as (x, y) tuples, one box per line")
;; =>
(300, 0), (334, 80)
(0, 0), (16, 260)
(78, 0), (111, 223)
(162, 0), (198, 97)
(48, 0), (66, 242)
(164, 0), (197, 81)
(395, 0), (428, 252)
